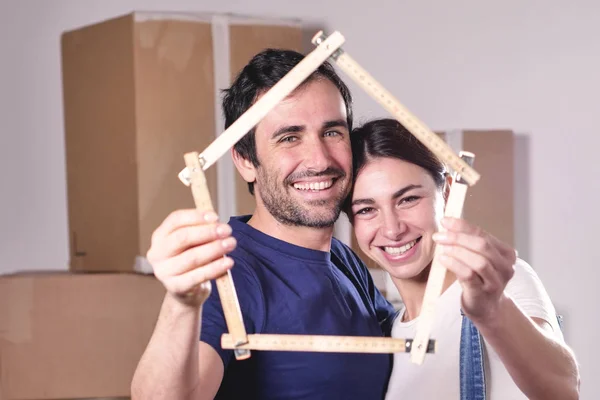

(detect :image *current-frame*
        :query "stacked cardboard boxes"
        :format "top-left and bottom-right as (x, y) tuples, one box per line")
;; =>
(0, 12), (304, 399)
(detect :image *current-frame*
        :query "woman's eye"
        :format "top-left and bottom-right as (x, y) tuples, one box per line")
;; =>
(355, 207), (374, 215)
(400, 196), (420, 205)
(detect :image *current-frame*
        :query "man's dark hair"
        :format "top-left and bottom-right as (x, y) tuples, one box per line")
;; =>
(222, 48), (353, 195)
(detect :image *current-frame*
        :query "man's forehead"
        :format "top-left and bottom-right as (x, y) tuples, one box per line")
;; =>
(254, 80), (346, 134)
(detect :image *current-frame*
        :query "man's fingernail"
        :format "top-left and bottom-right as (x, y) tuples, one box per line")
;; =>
(216, 224), (232, 237)
(222, 257), (234, 268)
(204, 212), (218, 222)
(222, 237), (236, 249)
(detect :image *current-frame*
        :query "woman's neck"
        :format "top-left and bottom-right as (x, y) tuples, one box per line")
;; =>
(392, 264), (457, 322)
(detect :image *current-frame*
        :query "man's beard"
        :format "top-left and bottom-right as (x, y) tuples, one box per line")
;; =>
(256, 167), (349, 228)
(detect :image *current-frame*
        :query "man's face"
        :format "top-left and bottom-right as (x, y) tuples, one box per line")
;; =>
(252, 79), (352, 228)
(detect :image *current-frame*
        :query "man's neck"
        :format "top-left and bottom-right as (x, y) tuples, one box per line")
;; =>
(246, 208), (334, 252)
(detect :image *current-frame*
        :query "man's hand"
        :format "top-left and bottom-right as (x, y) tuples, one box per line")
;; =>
(147, 209), (237, 307)
(433, 217), (517, 324)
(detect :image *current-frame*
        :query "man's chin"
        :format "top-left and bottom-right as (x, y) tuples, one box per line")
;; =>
(277, 209), (340, 229)
(300, 209), (342, 228)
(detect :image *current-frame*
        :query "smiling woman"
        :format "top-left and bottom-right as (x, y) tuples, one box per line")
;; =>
(346, 118), (580, 400)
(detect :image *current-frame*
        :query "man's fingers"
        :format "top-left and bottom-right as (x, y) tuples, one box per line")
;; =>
(167, 256), (234, 295)
(158, 223), (232, 259)
(161, 236), (237, 277)
(152, 209), (219, 243)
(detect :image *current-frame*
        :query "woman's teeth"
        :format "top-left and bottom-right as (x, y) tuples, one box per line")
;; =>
(384, 239), (418, 255)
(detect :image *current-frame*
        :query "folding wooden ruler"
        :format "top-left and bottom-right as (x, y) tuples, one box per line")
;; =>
(409, 151), (475, 364)
(178, 30), (480, 361)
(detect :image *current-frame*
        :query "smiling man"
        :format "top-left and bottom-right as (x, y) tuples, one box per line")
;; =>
(131, 49), (397, 400)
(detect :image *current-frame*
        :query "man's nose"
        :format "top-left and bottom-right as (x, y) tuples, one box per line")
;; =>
(304, 137), (332, 171)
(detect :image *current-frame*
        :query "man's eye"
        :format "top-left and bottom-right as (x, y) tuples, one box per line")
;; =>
(324, 130), (342, 137)
(280, 136), (298, 143)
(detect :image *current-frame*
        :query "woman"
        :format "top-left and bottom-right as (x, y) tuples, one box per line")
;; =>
(347, 119), (579, 399)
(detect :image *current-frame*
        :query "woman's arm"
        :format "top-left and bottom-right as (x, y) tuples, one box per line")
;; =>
(434, 217), (580, 400)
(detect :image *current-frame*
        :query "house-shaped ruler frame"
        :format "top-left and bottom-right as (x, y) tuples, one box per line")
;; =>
(178, 30), (481, 365)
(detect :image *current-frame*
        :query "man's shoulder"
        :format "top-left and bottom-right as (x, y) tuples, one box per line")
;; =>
(331, 237), (367, 270)
(331, 236), (358, 258)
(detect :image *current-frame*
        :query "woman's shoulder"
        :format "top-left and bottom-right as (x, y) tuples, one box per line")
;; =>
(508, 257), (545, 291)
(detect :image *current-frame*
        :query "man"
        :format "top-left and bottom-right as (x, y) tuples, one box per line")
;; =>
(131, 49), (396, 400)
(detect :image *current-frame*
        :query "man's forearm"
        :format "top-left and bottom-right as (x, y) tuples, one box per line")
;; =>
(131, 293), (202, 400)
(474, 295), (580, 400)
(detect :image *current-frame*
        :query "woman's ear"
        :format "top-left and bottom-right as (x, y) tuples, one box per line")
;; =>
(231, 148), (257, 185)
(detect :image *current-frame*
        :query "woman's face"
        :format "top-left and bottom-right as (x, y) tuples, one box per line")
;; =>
(351, 157), (445, 281)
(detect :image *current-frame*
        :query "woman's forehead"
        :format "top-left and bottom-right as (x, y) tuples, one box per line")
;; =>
(353, 157), (437, 195)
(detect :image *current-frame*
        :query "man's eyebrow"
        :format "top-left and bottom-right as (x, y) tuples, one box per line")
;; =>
(271, 125), (305, 140)
(322, 119), (348, 130)
(270, 119), (347, 140)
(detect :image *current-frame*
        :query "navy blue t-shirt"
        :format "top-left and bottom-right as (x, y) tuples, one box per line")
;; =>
(200, 215), (397, 399)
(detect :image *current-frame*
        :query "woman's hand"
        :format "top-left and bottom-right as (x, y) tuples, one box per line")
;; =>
(433, 217), (517, 324)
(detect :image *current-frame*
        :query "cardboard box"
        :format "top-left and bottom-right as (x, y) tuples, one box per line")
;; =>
(62, 12), (303, 272)
(0, 273), (165, 400)
(455, 130), (515, 246)
(350, 129), (515, 270)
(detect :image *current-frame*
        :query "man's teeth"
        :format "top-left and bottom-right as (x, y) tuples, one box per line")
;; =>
(384, 239), (417, 255)
(293, 180), (333, 191)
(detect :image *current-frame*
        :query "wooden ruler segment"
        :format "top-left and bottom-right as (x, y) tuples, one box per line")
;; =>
(178, 31), (347, 186)
(222, 334), (436, 354)
(311, 33), (480, 187)
(184, 152), (250, 360)
(410, 151), (475, 365)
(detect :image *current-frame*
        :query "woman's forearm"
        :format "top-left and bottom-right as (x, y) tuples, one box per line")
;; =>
(473, 294), (580, 400)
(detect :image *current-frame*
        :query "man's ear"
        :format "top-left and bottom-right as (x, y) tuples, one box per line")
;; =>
(231, 148), (257, 185)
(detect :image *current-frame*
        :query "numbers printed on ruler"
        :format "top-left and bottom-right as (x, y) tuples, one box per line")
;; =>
(325, 47), (481, 186)
(221, 334), (436, 354)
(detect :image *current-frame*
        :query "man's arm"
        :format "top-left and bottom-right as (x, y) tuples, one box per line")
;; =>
(130, 209), (236, 400)
(131, 293), (224, 400)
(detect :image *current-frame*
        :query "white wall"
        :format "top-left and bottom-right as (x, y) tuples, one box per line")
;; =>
(1, 0), (598, 397)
